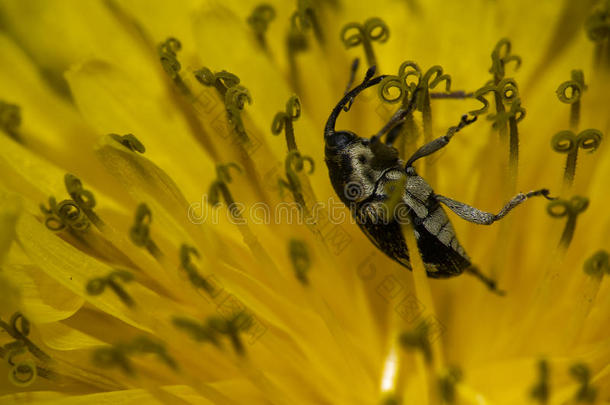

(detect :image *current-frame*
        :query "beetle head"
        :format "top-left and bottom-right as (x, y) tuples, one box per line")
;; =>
(324, 67), (402, 204)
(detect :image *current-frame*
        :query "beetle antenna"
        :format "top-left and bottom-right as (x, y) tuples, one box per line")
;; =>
(343, 58), (360, 96)
(325, 65), (386, 138)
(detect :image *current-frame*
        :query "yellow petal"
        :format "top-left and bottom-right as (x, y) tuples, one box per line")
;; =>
(0, 191), (21, 263)
(36, 322), (104, 351)
(0, 0), (165, 97)
(66, 59), (216, 204)
(2, 264), (83, 323)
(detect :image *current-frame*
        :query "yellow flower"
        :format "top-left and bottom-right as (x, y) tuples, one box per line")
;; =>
(0, 0), (609, 404)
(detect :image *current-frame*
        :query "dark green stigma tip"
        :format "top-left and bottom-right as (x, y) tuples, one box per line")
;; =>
(129, 203), (162, 258)
(180, 244), (215, 294)
(530, 359), (550, 403)
(489, 38), (521, 83)
(272, 94), (301, 152)
(341, 17), (389, 68)
(547, 196), (589, 249)
(399, 321), (433, 364)
(583, 250), (610, 277)
(551, 129), (602, 187)
(86, 270), (135, 307)
(570, 363), (597, 403)
(289, 239), (310, 284)
(247, 4), (276, 50)
(0, 101), (22, 141)
(109, 133), (146, 153)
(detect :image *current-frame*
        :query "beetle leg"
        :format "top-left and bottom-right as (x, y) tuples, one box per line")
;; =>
(384, 122), (404, 146)
(405, 114), (476, 167)
(372, 88), (421, 144)
(371, 106), (411, 145)
(435, 189), (553, 225)
(466, 266), (505, 295)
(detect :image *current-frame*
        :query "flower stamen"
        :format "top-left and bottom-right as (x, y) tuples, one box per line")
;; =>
(7, 359), (37, 387)
(172, 317), (221, 346)
(0, 101), (21, 142)
(585, 1), (610, 70)
(583, 250), (610, 277)
(382, 62), (450, 179)
(378, 61), (420, 107)
(438, 366), (463, 404)
(489, 96), (525, 177)
(129, 203), (162, 258)
(247, 4), (276, 52)
(208, 163), (243, 219)
(0, 313), (52, 387)
(569, 363), (597, 403)
(194, 68), (241, 97)
(556, 70), (587, 131)
(470, 78), (519, 116)
(472, 38), (522, 188)
(286, 26), (309, 94)
(289, 239), (310, 285)
(546, 196), (589, 249)
(278, 151), (314, 214)
(530, 359), (550, 404)
(271, 95), (301, 152)
(109, 133), (146, 154)
(65, 174), (102, 227)
(208, 311), (252, 356)
(291, 0), (325, 45)
(91, 345), (133, 375)
(489, 38), (521, 83)
(180, 244), (215, 294)
(174, 312), (252, 356)
(158, 37), (190, 95)
(551, 129), (603, 188)
(341, 18), (390, 68)
(225, 85), (253, 141)
(195, 69), (252, 142)
(399, 321), (433, 364)
(40, 197), (90, 232)
(378, 65), (422, 157)
(92, 336), (177, 376)
(86, 270), (135, 307)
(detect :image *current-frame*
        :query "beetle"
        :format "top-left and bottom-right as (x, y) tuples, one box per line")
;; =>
(324, 66), (553, 293)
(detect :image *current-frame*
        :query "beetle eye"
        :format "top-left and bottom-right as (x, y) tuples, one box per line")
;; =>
(326, 131), (356, 149)
(358, 155), (367, 164)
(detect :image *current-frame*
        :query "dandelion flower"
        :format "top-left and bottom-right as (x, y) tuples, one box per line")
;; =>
(0, 1), (609, 404)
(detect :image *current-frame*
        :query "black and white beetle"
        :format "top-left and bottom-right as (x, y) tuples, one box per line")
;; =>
(324, 66), (553, 292)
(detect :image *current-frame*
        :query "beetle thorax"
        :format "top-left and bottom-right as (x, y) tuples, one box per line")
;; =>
(325, 138), (403, 205)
